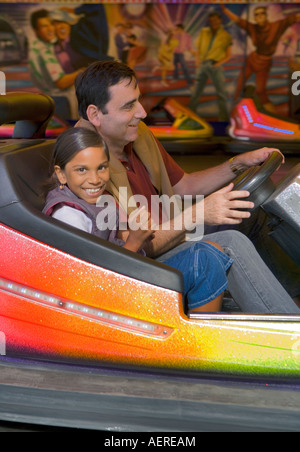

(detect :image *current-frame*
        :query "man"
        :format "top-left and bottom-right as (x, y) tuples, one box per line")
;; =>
(221, 5), (300, 112)
(188, 12), (232, 121)
(74, 60), (300, 311)
(28, 9), (84, 119)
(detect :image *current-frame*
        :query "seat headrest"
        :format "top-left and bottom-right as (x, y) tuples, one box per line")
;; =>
(0, 92), (55, 138)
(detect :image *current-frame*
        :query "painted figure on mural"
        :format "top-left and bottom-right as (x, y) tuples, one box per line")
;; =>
(152, 29), (179, 87)
(50, 6), (112, 71)
(50, 9), (87, 74)
(172, 23), (195, 88)
(28, 8), (83, 119)
(114, 23), (131, 64)
(188, 11), (232, 121)
(221, 4), (300, 113)
(125, 23), (147, 69)
(67, 4), (111, 65)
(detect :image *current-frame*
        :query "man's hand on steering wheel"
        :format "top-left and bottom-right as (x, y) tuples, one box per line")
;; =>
(231, 147), (285, 173)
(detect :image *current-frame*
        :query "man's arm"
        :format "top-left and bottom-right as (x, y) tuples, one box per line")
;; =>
(172, 147), (284, 197)
(220, 5), (239, 23)
(55, 68), (85, 90)
(143, 183), (254, 257)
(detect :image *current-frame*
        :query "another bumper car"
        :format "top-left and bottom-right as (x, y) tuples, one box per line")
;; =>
(227, 86), (300, 155)
(0, 92), (300, 431)
(146, 98), (216, 154)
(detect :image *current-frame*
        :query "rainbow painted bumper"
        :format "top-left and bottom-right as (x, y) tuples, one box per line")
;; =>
(1, 223), (300, 379)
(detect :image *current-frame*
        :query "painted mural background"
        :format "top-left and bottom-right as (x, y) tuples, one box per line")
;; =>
(0, 2), (300, 122)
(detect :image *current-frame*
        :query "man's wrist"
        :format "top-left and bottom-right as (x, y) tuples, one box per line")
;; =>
(228, 156), (247, 176)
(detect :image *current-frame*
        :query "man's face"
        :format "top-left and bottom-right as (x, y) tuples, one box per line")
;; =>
(35, 17), (56, 43)
(254, 8), (267, 26)
(209, 15), (222, 32)
(93, 78), (147, 153)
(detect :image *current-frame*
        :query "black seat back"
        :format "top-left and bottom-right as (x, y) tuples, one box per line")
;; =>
(0, 92), (55, 138)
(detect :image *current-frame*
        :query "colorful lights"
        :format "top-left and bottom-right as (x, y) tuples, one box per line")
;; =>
(252, 123), (294, 135)
(230, 99), (300, 141)
(242, 104), (295, 135)
(0, 276), (173, 338)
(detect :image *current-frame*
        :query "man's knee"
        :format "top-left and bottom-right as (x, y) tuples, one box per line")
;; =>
(206, 230), (256, 254)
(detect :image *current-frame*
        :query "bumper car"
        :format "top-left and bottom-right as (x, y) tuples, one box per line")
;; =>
(0, 92), (300, 431)
(227, 86), (300, 155)
(146, 98), (216, 154)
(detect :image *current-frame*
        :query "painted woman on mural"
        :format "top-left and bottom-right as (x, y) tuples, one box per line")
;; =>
(221, 4), (300, 112)
(28, 8), (83, 120)
(152, 29), (179, 87)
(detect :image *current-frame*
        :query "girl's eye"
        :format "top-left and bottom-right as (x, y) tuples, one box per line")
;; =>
(77, 168), (86, 173)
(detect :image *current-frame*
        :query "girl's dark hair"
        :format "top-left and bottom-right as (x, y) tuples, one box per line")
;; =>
(44, 127), (109, 193)
(75, 59), (137, 119)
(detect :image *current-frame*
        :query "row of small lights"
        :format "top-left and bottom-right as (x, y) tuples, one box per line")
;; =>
(242, 104), (294, 135)
(0, 277), (171, 337)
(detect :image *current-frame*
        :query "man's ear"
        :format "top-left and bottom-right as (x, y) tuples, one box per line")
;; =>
(86, 104), (101, 127)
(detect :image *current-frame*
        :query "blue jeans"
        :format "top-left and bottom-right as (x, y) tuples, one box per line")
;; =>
(162, 242), (233, 309)
(205, 209), (300, 299)
(156, 230), (300, 314)
(188, 60), (229, 121)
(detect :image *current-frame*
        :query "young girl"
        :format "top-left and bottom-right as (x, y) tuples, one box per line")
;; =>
(43, 127), (233, 313)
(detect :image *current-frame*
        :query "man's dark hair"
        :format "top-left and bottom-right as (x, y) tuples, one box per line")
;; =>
(30, 9), (50, 30)
(208, 11), (222, 20)
(75, 60), (137, 120)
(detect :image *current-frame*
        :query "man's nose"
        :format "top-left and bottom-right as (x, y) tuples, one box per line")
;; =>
(136, 102), (147, 119)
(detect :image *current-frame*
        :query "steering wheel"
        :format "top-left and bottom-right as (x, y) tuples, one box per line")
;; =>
(233, 151), (283, 209)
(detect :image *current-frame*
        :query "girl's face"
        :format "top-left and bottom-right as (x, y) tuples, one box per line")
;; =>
(54, 146), (109, 204)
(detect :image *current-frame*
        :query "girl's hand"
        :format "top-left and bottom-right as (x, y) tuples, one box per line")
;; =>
(124, 207), (156, 252)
